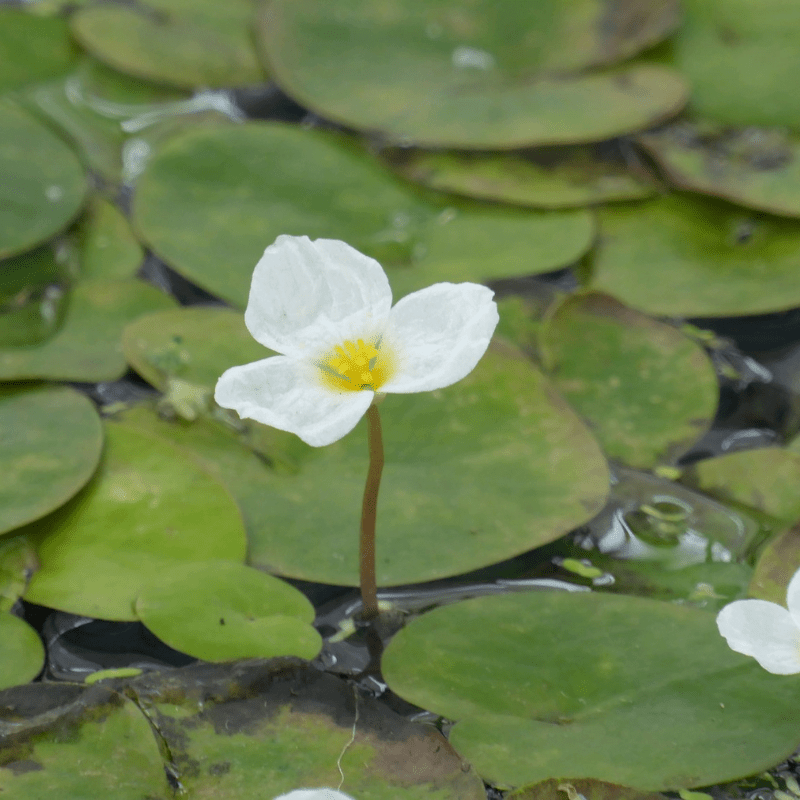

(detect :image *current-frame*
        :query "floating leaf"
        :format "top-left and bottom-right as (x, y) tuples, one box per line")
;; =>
(133, 123), (594, 307)
(0, 386), (102, 536)
(382, 590), (800, 791)
(256, 0), (686, 148)
(591, 195), (800, 317)
(129, 659), (487, 798)
(77, 197), (145, 279)
(135, 560), (321, 661)
(384, 144), (656, 209)
(0, 9), (77, 94)
(683, 448), (800, 525)
(0, 99), (86, 258)
(638, 122), (800, 218)
(670, 0), (800, 129)
(541, 292), (718, 468)
(23, 423), (247, 621)
(0, 279), (176, 382)
(0, 614), (45, 692)
(70, 0), (265, 90)
(122, 306), (272, 391)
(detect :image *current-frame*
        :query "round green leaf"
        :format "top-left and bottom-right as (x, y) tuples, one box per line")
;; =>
(591, 195), (800, 317)
(671, 0), (800, 129)
(541, 292), (718, 468)
(78, 197), (145, 279)
(0, 99), (86, 258)
(240, 342), (609, 585)
(133, 123), (594, 307)
(23, 422), (247, 621)
(382, 590), (800, 791)
(122, 306), (273, 392)
(0, 386), (102, 536)
(638, 122), (800, 218)
(128, 660), (487, 798)
(683, 447), (800, 525)
(0, 10), (77, 94)
(0, 279), (176, 382)
(135, 561), (320, 661)
(384, 145), (656, 209)
(256, 0), (686, 148)
(0, 614), (44, 691)
(70, 0), (265, 90)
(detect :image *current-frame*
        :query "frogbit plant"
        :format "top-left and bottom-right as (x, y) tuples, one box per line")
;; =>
(716, 566), (800, 674)
(215, 235), (499, 618)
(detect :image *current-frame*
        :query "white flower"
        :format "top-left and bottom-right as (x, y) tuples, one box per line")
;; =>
(716, 567), (800, 674)
(215, 235), (499, 447)
(272, 790), (356, 800)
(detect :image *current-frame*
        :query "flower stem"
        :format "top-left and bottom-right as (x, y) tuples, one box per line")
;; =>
(359, 402), (384, 620)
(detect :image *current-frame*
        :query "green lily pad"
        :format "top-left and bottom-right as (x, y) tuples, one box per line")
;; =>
(0, 99), (86, 259)
(683, 448), (800, 525)
(0, 279), (176, 382)
(670, 0), (800, 129)
(0, 9), (77, 94)
(115, 338), (609, 586)
(135, 560), (321, 661)
(748, 522), (800, 605)
(0, 684), (172, 797)
(540, 292), (718, 468)
(216, 340), (609, 585)
(122, 306), (273, 391)
(0, 614), (44, 692)
(133, 122), (595, 307)
(255, 0), (686, 148)
(23, 422), (247, 621)
(0, 386), (102, 536)
(129, 659), (487, 798)
(591, 195), (800, 317)
(70, 0), (265, 90)
(383, 144), (656, 209)
(508, 777), (667, 800)
(77, 197), (145, 279)
(638, 122), (800, 218)
(382, 590), (800, 791)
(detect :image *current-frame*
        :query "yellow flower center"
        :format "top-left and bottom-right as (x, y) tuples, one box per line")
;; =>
(316, 336), (396, 393)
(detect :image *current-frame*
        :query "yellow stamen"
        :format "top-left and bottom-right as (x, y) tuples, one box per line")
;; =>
(316, 336), (396, 392)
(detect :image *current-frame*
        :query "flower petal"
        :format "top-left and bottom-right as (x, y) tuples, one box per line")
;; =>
(272, 790), (356, 800)
(716, 598), (800, 674)
(215, 355), (373, 447)
(380, 282), (499, 394)
(245, 236), (392, 358)
(787, 566), (800, 627)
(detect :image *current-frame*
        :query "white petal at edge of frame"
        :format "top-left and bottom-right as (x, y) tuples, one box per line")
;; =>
(245, 236), (393, 359)
(381, 281), (499, 394)
(716, 584), (800, 675)
(272, 790), (357, 800)
(215, 355), (374, 447)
